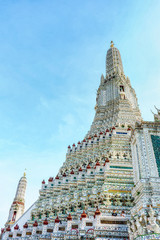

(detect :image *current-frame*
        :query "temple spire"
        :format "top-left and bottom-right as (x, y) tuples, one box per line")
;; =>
(106, 41), (124, 75)
(87, 42), (141, 136)
(6, 173), (27, 226)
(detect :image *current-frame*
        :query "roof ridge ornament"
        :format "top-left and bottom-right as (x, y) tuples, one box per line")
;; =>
(151, 106), (160, 122)
(154, 105), (160, 114)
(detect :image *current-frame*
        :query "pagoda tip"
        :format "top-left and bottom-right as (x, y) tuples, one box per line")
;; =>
(24, 168), (27, 177)
(110, 41), (114, 48)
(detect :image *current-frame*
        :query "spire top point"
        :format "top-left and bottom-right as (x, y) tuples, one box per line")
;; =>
(110, 41), (114, 48)
(106, 41), (123, 75)
(24, 168), (27, 177)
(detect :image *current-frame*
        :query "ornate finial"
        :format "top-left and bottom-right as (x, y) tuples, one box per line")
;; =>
(110, 41), (114, 48)
(151, 106), (160, 122)
(154, 105), (160, 114)
(24, 168), (27, 177)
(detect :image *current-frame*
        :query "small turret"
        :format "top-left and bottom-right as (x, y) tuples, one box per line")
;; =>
(6, 172), (27, 225)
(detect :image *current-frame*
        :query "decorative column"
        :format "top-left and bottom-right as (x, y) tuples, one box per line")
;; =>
(82, 139), (86, 149)
(53, 216), (60, 233)
(99, 132), (104, 141)
(103, 158), (110, 171)
(77, 141), (81, 151)
(70, 170), (75, 181)
(105, 129), (110, 138)
(13, 224), (19, 238)
(72, 143), (76, 152)
(22, 222), (28, 237)
(62, 172), (67, 183)
(67, 145), (71, 154)
(80, 211), (87, 230)
(88, 137), (92, 147)
(95, 161), (101, 173)
(48, 177), (54, 187)
(86, 164), (91, 175)
(4, 226), (11, 240)
(66, 213), (72, 231)
(42, 219), (48, 235)
(41, 180), (45, 189)
(94, 208), (101, 227)
(78, 167), (83, 179)
(32, 221), (38, 235)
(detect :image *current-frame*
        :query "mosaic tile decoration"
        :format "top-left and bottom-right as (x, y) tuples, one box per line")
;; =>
(151, 135), (160, 176)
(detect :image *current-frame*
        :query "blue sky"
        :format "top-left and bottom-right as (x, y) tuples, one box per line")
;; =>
(0, 0), (160, 227)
